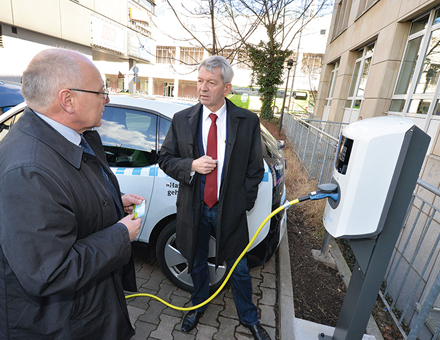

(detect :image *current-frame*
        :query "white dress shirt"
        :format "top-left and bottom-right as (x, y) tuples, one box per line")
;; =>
(34, 111), (82, 146)
(202, 101), (227, 199)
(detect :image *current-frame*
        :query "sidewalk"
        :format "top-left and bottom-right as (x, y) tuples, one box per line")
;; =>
(126, 234), (381, 339)
(127, 250), (278, 339)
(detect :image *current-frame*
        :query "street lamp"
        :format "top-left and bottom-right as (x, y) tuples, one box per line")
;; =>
(278, 58), (295, 135)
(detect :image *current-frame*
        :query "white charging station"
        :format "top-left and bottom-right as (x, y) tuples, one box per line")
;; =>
(318, 115), (430, 340)
(323, 116), (420, 239)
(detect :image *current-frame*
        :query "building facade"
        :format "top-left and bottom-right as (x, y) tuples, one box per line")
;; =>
(0, 0), (155, 91)
(315, 0), (440, 337)
(0, 0), (332, 107)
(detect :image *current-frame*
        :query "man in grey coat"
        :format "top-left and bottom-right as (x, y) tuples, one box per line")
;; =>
(0, 49), (144, 339)
(159, 56), (270, 340)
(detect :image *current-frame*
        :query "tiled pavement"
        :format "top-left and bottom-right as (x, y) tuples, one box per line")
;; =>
(126, 254), (278, 340)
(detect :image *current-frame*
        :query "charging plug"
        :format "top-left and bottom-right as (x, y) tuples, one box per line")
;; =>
(309, 183), (339, 201)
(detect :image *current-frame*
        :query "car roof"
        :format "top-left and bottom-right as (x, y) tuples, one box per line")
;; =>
(108, 94), (195, 119)
(0, 94), (196, 124)
(0, 81), (24, 108)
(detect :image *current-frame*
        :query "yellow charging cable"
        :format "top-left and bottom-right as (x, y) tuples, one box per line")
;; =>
(125, 198), (300, 311)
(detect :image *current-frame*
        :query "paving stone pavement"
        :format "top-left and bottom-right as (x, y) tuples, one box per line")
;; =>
(126, 255), (278, 340)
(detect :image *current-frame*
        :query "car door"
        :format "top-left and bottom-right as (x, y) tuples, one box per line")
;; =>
(97, 105), (159, 241)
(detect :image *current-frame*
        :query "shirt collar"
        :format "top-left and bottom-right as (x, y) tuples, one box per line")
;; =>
(33, 111), (81, 145)
(202, 100), (227, 122)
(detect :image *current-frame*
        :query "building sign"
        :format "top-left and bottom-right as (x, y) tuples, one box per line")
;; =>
(129, 7), (150, 23)
(91, 15), (126, 54)
(128, 30), (153, 63)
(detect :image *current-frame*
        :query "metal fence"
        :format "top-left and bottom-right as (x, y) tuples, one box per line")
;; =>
(283, 114), (345, 184)
(283, 113), (440, 340)
(382, 179), (440, 340)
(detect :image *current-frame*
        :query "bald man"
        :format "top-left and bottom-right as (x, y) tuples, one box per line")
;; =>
(0, 49), (144, 339)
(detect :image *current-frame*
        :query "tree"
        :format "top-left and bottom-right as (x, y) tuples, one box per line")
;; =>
(228, 0), (331, 119)
(159, 0), (333, 119)
(249, 42), (292, 120)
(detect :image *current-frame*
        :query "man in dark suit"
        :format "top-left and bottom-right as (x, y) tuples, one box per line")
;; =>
(0, 48), (144, 339)
(159, 56), (270, 340)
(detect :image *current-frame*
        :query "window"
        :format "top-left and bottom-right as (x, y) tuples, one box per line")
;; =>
(163, 82), (174, 97)
(320, 29), (326, 35)
(156, 46), (176, 64)
(180, 47), (204, 65)
(325, 61), (339, 107)
(301, 53), (324, 74)
(345, 44), (374, 110)
(390, 8), (440, 133)
(342, 44), (374, 123)
(158, 117), (171, 151)
(98, 107), (158, 167)
(357, 0), (379, 17)
(333, 0), (352, 39)
(118, 78), (124, 91)
(210, 49), (234, 65)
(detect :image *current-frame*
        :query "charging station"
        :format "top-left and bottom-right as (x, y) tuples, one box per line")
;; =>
(319, 116), (430, 340)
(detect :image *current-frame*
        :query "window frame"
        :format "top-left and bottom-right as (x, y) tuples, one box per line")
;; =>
(389, 7), (440, 130)
(345, 43), (375, 111)
(325, 61), (340, 107)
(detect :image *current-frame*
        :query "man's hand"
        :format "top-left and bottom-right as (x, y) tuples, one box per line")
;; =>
(122, 193), (146, 214)
(191, 155), (218, 174)
(119, 214), (142, 241)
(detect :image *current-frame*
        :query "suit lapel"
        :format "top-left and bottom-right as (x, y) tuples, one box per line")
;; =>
(187, 103), (203, 158)
(222, 99), (245, 185)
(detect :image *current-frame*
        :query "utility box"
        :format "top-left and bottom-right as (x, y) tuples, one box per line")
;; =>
(323, 116), (422, 239)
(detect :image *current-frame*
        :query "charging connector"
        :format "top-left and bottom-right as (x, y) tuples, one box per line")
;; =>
(309, 183), (339, 202)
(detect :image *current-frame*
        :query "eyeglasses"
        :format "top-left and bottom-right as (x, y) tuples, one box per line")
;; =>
(69, 88), (109, 100)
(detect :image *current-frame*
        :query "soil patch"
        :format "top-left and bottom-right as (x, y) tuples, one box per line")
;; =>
(286, 207), (346, 326)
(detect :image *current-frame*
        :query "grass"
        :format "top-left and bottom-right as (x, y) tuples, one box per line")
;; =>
(260, 119), (327, 241)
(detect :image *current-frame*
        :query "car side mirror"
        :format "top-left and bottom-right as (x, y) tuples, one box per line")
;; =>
(278, 140), (285, 149)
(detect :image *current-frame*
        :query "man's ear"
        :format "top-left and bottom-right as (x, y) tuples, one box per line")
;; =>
(224, 83), (232, 96)
(58, 89), (75, 114)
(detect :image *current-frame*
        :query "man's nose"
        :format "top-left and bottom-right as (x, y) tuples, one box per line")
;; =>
(200, 82), (208, 91)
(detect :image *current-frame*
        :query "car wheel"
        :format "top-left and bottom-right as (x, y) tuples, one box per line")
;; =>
(156, 219), (228, 293)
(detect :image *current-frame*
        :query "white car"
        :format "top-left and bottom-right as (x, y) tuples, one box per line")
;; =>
(0, 95), (287, 292)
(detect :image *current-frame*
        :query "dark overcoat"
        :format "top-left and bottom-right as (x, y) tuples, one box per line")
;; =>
(158, 99), (264, 271)
(0, 108), (136, 339)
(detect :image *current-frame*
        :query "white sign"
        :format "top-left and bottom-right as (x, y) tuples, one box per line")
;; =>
(91, 15), (126, 54)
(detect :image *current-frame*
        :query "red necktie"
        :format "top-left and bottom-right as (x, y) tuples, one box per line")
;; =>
(204, 113), (218, 208)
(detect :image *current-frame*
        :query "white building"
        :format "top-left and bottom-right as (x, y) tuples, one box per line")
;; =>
(0, 0), (331, 103)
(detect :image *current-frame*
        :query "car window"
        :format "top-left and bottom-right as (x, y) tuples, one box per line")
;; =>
(0, 111), (24, 142)
(158, 117), (171, 151)
(97, 106), (157, 168)
(260, 124), (283, 159)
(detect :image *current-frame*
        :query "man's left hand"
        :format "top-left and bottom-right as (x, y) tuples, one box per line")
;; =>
(122, 194), (146, 214)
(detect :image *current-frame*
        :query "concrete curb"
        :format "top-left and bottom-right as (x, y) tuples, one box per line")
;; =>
(278, 234), (295, 340)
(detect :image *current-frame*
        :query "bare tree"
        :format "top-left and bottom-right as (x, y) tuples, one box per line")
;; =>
(158, 0), (333, 119)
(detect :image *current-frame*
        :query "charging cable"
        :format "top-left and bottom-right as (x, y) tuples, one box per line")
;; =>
(125, 184), (339, 311)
